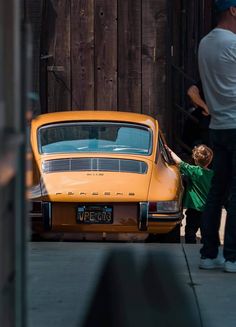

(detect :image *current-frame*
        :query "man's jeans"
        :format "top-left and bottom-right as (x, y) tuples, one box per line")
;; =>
(200, 129), (236, 261)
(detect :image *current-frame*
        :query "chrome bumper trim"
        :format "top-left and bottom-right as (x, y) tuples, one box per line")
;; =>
(138, 202), (149, 231)
(148, 212), (183, 222)
(42, 202), (52, 230)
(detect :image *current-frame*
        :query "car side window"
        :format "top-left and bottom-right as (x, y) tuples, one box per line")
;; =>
(158, 135), (174, 164)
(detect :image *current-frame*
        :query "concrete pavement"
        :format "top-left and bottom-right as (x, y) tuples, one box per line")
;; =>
(28, 241), (236, 327)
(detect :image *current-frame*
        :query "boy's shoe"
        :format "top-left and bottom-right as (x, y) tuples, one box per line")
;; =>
(199, 256), (225, 269)
(224, 260), (236, 273)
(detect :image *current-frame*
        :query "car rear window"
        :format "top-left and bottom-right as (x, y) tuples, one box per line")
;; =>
(38, 122), (152, 156)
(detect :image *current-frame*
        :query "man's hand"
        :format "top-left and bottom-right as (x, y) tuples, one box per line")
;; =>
(187, 85), (210, 116)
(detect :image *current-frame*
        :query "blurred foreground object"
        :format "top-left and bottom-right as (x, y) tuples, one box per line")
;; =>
(83, 250), (202, 327)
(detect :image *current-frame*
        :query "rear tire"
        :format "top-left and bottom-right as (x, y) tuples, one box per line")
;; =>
(164, 224), (181, 243)
(146, 224), (181, 243)
(31, 232), (44, 242)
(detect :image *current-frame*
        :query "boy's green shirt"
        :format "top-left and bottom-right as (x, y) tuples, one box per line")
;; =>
(179, 161), (214, 212)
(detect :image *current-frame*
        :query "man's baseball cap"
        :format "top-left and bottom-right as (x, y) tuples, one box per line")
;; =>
(215, 0), (236, 12)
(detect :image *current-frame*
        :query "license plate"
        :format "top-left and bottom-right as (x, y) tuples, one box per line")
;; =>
(77, 205), (113, 224)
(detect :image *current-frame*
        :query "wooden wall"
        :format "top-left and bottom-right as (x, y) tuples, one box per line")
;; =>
(40, 0), (169, 132)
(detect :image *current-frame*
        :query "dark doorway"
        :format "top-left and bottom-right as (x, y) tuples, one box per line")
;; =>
(167, 0), (214, 151)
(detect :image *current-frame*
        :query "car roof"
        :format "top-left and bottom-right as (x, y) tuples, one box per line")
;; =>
(31, 110), (159, 131)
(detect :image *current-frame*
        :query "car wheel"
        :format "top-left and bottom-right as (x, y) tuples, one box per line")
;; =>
(164, 224), (181, 243)
(146, 224), (181, 244)
(145, 233), (160, 243)
(31, 232), (44, 242)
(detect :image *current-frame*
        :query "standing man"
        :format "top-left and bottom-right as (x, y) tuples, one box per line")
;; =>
(198, 0), (236, 272)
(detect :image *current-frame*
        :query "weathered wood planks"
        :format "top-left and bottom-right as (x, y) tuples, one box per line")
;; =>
(118, 0), (142, 113)
(94, 0), (117, 110)
(44, 0), (71, 112)
(40, 1), (169, 123)
(141, 0), (168, 133)
(71, 0), (94, 110)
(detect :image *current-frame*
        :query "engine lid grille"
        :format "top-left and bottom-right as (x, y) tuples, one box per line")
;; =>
(42, 158), (148, 174)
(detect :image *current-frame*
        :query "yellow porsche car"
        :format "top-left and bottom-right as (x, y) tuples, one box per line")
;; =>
(29, 111), (184, 242)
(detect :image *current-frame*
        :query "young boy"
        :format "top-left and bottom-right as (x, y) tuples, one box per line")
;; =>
(167, 145), (214, 243)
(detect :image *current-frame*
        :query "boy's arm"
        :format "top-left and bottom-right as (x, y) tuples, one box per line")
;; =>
(165, 145), (200, 179)
(165, 146), (182, 164)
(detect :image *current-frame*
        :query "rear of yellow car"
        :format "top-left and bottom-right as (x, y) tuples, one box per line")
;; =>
(29, 111), (183, 241)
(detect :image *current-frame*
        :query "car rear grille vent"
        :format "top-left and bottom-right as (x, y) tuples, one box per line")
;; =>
(42, 158), (148, 174)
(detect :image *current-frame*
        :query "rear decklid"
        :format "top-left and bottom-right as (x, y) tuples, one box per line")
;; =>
(39, 157), (153, 202)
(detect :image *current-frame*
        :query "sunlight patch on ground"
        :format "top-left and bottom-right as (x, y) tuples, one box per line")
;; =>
(181, 209), (226, 244)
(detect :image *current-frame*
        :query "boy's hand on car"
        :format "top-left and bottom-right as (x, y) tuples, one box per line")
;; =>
(164, 145), (182, 164)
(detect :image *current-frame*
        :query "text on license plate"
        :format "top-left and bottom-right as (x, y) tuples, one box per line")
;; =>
(77, 205), (113, 224)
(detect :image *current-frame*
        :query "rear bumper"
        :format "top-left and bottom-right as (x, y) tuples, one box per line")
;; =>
(30, 201), (183, 234)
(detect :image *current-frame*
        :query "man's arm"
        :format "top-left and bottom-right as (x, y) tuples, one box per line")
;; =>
(187, 85), (210, 116)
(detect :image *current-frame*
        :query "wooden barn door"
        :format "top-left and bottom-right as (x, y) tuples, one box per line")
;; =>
(40, 0), (170, 133)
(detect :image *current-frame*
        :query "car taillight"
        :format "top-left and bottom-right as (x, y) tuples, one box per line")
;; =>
(148, 202), (157, 213)
(148, 201), (179, 213)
